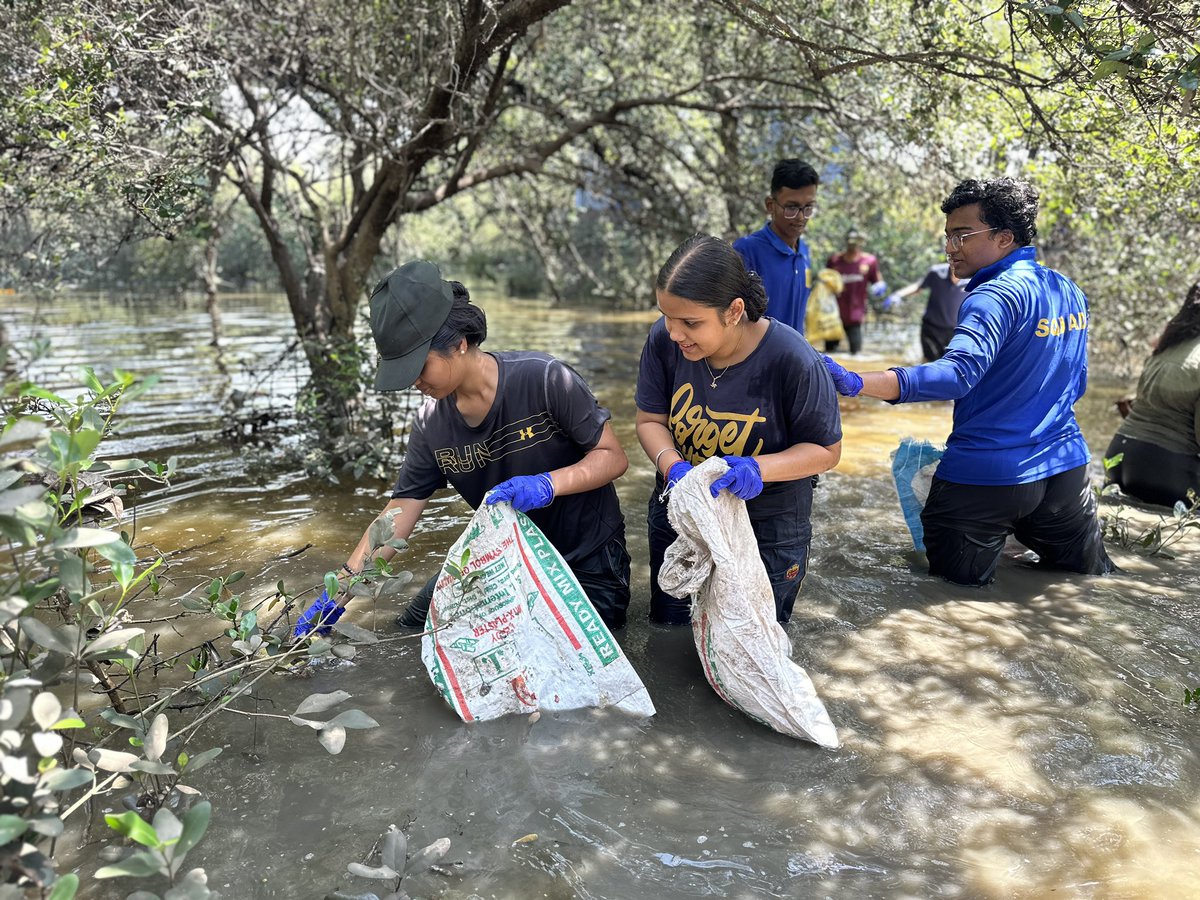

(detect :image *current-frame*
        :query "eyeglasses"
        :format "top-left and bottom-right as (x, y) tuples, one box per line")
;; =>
(774, 201), (818, 220)
(944, 228), (995, 252)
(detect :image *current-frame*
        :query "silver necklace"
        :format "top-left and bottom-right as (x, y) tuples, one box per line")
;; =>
(704, 357), (731, 389)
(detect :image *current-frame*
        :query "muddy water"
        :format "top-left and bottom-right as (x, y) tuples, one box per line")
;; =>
(6, 293), (1199, 899)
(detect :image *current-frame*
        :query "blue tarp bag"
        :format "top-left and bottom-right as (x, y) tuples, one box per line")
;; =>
(890, 438), (944, 552)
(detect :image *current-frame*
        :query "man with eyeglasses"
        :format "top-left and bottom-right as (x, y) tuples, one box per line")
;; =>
(822, 177), (1115, 587)
(733, 159), (819, 336)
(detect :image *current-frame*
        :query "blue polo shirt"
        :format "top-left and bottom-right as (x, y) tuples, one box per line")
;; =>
(733, 224), (812, 335)
(891, 246), (1091, 485)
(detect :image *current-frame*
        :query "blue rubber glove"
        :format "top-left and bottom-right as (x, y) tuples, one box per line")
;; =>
(667, 460), (692, 489)
(485, 473), (555, 512)
(294, 590), (345, 638)
(822, 355), (864, 397)
(709, 456), (763, 500)
(869, 281), (889, 299)
(882, 292), (903, 311)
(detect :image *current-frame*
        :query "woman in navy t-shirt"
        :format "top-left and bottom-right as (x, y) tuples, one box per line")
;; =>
(635, 234), (843, 626)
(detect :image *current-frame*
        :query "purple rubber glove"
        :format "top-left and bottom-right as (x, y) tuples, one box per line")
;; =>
(822, 355), (864, 397)
(882, 292), (903, 311)
(709, 456), (763, 500)
(667, 460), (692, 489)
(869, 281), (889, 299)
(294, 590), (345, 637)
(485, 473), (555, 512)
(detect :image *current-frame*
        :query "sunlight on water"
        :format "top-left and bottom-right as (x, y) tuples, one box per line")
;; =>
(4, 293), (1199, 899)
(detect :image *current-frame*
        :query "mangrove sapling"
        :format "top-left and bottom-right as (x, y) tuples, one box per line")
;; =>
(333, 824), (452, 900)
(1097, 460), (1200, 558)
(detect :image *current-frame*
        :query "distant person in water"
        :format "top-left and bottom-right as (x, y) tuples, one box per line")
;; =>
(1105, 281), (1200, 508)
(884, 261), (969, 361)
(825, 229), (887, 355)
(295, 261), (631, 636)
(822, 177), (1115, 586)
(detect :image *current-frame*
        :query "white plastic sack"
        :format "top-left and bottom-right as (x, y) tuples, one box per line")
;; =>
(890, 437), (944, 552)
(422, 501), (655, 722)
(657, 457), (838, 748)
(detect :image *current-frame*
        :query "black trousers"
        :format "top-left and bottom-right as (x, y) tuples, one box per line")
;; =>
(1105, 433), (1200, 508)
(396, 530), (631, 630)
(921, 464), (1114, 586)
(824, 322), (864, 355)
(920, 320), (955, 362)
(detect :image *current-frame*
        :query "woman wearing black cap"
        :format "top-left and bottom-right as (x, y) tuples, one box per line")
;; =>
(296, 260), (631, 636)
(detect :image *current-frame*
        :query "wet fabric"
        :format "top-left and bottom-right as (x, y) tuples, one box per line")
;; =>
(921, 464), (1114, 586)
(890, 438), (945, 552)
(657, 457), (838, 747)
(648, 474), (811, 625)
(1105, 433), (1200, 508)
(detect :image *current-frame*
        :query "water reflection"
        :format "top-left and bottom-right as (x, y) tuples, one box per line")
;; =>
(4, 294), (1198, 898)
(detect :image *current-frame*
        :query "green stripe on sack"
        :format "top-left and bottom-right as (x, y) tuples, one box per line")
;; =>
(519, 518), (619, 667)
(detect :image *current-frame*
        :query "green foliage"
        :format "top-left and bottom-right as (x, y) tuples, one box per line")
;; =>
(1098, 474), (1200, 558)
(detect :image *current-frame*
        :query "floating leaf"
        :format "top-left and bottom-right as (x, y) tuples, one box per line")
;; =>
(331, 621), (379, 644)
(331, 644), (357, 660)
(324, 709), (379, 730)
(512, 833), (538, 845)
(381, 826), (407, 874)
(293, 690), (352, 716)
(318, 725), (346, 755)
(406, 837), (452, 873)
(347, 861), (400, 881)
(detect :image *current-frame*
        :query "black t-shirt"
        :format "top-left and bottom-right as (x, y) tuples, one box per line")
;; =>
(635, 317), (842, 519)
(392, 351), (624, 564)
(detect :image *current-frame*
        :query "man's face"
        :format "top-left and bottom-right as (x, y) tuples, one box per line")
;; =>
(846, 234), (864, 253)
(765, 184), (818, 249)
(944, 203), (1012, 279)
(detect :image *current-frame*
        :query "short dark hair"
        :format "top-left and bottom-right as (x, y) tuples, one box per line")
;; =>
(770, 159), (819, 195)
(656, 234), (768, 321)
(430, 281), (488, 353)
(941, 177), (1039, 246)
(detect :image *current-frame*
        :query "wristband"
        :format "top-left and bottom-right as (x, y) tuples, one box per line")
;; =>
(654, 446), (680, 475)
(341, 563), (358, 576)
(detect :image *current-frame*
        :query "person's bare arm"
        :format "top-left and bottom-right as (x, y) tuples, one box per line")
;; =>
(636, 410), (681, 477)
(546, 421), (628, 496)
(755, 440), (842, 482)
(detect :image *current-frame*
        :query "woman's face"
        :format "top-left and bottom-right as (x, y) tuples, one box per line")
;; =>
(656, 289), (741, 361)
(412, 342), (465, 398)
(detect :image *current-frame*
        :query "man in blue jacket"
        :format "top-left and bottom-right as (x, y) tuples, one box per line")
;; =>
(823, 177), (1115, 585)
(733, 159), (819, 335)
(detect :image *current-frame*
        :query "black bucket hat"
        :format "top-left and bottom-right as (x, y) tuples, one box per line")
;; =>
(369, 260), (455, 391)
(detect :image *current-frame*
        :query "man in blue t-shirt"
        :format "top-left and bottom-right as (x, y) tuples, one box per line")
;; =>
(822, 177), (1115, 586)
(733, 159), (819, 335)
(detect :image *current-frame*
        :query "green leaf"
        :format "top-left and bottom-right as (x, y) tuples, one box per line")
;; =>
(52, 527), (121, 549)
(105, 810), (163, 848)
(48, 873), (80, 900)
(323, 572), (339, 598)
(172, 801), (211, 865)
(0, 814), (28, 845)
(19, 618), (79, 656)
(331, 621), (379, 643)
(318, 725), (346, 754)
(179, 747), (221, 772)
(83, 627), (145, 659)
(293, 690), (352, 716)
(42, 768), (93, 791)
(324, 709), (379, 730)
(94, 538), (137, 566)
(95, 849), (167, 878)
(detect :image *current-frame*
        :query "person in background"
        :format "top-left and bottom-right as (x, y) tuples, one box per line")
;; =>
(733, 159), (820, 335)
(822, 177), (1115, 586)
(805, 267), (847, 350)
(635, 234), (842, 626)
(826, 229), (887, 354)
(295, 261), (631, 636)
(884, 261), (969, 361)
(1105, 281), (1200, 507)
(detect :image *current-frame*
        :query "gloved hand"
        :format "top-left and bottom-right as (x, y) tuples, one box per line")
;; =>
(882, 292), (903, 311)
(709, 456), (763, 500)
(485, 473), (555, 512)
(667, 460), (692, 489)
(294, 590), (345, 638)
(869, 281), (889, 299)
(822, 355), (864, 397)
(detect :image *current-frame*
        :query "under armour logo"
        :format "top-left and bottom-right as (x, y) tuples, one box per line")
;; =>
(519, 427), (535, 440)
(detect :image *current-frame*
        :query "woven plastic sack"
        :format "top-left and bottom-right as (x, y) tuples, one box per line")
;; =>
(422, 501), (655, 722)
(657, 457), (838, 748)
(890, 437), (944, 552)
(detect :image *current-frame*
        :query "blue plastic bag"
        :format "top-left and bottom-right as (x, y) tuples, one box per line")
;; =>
(890, 438), (944, 552)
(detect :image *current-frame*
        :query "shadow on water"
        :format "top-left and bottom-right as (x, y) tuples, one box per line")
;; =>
(5, 294), (1199, 898)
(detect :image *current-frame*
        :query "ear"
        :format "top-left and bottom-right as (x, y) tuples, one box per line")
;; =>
(763, 195), (773, 214)
(726, 297), (746, 325)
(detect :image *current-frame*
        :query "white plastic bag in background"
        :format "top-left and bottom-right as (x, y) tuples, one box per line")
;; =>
(658, 457), (838, 748)
(422, 501), (655, 722)
(890, 437), (944, 552)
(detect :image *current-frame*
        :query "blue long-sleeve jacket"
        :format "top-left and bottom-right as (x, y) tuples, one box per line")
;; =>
(892, 246), (1091, 485)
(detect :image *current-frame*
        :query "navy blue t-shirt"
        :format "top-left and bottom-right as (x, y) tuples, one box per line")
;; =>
(391, 351), (623, 564)
(635, 318), (842, 519)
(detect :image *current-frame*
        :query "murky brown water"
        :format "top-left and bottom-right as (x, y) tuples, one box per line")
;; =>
(5, 292), (1198, 899)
